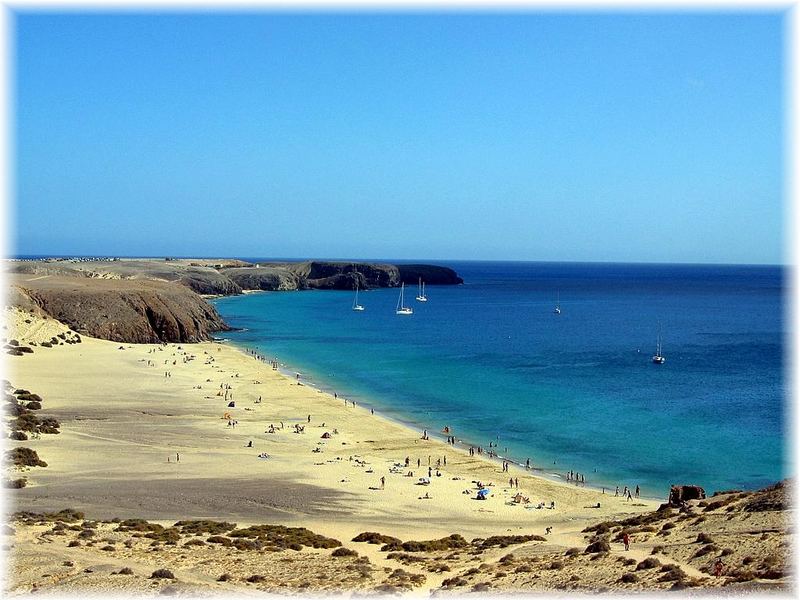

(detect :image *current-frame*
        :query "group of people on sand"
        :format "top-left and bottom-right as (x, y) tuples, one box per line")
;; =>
(245, 348), (279, 370)
(566, 470), (586, 485)
(612, 485), (639, 500)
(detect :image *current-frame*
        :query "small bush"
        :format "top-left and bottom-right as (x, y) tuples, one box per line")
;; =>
(693, 544), (718, 558)
(101, 545), (115, 552)
(183, 539), (205, 547)
(332, 547), (358, 557)
(207, 535), (232, 546)
(499, 553), (515, 563)
(9, 431), (27, 441)
(657, 564), (686, 582)
(696, 533), (714, 544)
(636, 558), (661, 570)
(585, 540), (610, 554)
(352, 531), (401, 545)
(6, 447), (47, 467)
(150, 569), (175, 579)
(4, 478), (27, 488)
(549, 560), (565, 570)
(246, 574), (266, 583)
(564, 547), (581, 556)
(651, 545), (665, 555)
(620, 573), (639, 584)
(473, 534), (546, 549)
(217, 573), (231, 582)
(116, 567), (134, 575)
(67, 540), (80, 547)
(173, 520), (236, 536)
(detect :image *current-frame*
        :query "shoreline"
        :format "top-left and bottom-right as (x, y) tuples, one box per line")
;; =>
(216, 333), (663, 503)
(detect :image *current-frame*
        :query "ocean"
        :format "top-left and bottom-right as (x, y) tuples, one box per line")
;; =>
(212, 261), (787, 498)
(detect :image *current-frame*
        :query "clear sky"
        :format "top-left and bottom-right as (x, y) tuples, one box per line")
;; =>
(13, 10), (786, 264)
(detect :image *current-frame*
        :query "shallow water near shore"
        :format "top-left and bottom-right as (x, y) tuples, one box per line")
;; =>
(213, 261), (787, 497)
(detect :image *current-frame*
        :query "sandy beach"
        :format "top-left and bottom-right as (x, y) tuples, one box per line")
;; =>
(3, 308), (789, 594)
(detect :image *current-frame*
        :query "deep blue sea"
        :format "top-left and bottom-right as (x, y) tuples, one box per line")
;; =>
(212, 261), (788, 498)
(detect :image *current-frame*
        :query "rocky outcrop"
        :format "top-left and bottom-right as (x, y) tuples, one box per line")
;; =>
(224, 267), (303, 291)
(176, 267), (242, 296)
(284, 261), (401, 290)
(397, 264), (464, 286)
(11, 276), (229, 343)
(667, 485), (706, 507)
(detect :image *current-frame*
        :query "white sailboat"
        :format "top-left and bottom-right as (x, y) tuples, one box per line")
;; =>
(553, 292), (561, 315)
(652, 325), (666, 364)
(415, 277), (428, 302)
(352, 282), (365, 312)
(396, 283), (413, 315)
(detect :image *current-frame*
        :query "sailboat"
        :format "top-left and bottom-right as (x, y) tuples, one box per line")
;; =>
(415, 277), (428, 302)
(396, 283), (413, 315)
(652, 326), (666, 364)
(352, 282), (365, 312)
(553, 292), (561, 315)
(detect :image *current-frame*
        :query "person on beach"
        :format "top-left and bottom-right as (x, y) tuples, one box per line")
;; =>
(714, 560), (724, 577)
(635, 485), (640, 498)
(308, 414), (311, 423)
(615, 486), (619, 497)
(380, 476), (385, 490)
(176, 452), (180, 462)
(417, 458), (421, 467)
(515, 477), (519, 489)
(627, 489), (633, 501)
(623, 532), (630, 551)
(509, 477), (513, 489)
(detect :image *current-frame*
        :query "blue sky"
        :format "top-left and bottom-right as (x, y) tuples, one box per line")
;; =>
(13, 11), (785, 263)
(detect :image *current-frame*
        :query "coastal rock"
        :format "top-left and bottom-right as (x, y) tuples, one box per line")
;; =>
(176, 267), (242, 296)
(667, 485), (706, 507)
(11, 276), (229, 343)
(397, 264), (464, 286)
(223, 267), (303, 291)
(285, 261), (401, 289)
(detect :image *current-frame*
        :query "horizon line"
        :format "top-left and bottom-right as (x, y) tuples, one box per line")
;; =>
(7, 253), (786, 268)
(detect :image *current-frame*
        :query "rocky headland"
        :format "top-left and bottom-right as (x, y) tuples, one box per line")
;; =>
(5, 258), (463, 343)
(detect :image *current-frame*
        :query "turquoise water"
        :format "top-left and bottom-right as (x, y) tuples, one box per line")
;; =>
(212, 261), (788, 497)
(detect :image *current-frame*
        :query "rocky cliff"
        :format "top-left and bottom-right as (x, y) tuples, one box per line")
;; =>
(10, 276), (229, 343)
(397, 264), (463, 286)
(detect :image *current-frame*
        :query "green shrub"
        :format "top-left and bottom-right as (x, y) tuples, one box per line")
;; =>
(352, 531), (401, 545)
(173, 520), (236, 536)
(6, 447), (47, 467)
